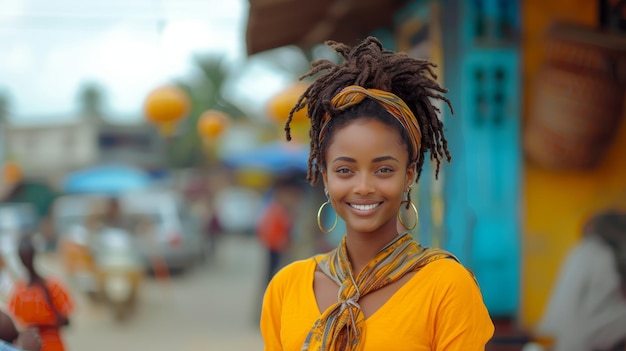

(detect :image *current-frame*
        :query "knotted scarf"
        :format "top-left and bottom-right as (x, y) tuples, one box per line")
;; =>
(319, 85), (422, 163)
(302, 233), (462, 351)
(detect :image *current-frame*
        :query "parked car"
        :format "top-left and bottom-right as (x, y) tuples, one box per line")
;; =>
(120, 190), (207, 272)
(52, 194), (108, 240)
(214, 186), (264, 235)
(52, 190), (206, 274)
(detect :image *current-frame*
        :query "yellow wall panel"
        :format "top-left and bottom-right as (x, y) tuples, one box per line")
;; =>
(521, 0), (626, 329)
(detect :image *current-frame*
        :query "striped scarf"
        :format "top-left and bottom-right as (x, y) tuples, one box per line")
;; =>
(302, 233), (459, 351)
(319, 85), (422, 163)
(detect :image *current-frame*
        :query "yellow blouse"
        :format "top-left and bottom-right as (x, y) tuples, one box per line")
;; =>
(261, 257), (494, 351)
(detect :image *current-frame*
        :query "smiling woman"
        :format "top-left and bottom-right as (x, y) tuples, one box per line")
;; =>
(260, 37), (494, 351)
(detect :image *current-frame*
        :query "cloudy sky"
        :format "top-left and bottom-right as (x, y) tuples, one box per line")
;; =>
(0, 0), (292, 123)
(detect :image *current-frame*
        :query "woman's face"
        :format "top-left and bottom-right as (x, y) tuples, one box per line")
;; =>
(322, 118), (414, 237)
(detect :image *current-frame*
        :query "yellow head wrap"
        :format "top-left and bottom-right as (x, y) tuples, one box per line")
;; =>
(318, 85), (422, 162)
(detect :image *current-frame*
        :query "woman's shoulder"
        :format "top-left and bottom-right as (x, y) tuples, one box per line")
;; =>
(273, 257), (317, 281)
(266, 257), (318, 295)
(8, 279), (28, 294)
(9, 276), (68, 294)
(44, 276), (68, 288)
(417, 254), (478, 289)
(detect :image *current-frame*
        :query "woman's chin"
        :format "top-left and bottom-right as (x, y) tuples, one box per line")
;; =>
(345, 220), (396, 236)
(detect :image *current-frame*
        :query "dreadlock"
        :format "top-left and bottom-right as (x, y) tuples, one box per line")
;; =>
(285, 36), (453, 200)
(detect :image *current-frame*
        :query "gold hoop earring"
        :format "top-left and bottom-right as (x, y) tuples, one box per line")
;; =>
(317, 201), (337, 233)
(397, 200), (418, 231)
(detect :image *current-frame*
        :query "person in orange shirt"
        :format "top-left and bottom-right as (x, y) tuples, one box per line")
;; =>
(260, 37), (494, 350)
(256, 177), (304, 286)
(8, 237), (73, 351)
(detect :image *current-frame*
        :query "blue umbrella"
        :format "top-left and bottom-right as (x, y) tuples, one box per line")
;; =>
(222, 142), (309, 174)
(63, 165), (152, 195)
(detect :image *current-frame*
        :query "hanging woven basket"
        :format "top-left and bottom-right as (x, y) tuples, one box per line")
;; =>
(525, 64), (624, 170)
(544, 23), (626, 83)
(524, 23), (626, 170)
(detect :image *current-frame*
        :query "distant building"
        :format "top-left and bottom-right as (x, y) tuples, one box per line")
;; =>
(96, 122), (166, 170)
(2, 119), (98, 179)
(1, 117), (166, 184)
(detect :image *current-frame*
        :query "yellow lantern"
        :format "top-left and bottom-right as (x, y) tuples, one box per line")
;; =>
(197, 110), (229, 139)
(3, 161), (22, 184)
(266, 82), (309, 123)
(144, 85), (190, 136)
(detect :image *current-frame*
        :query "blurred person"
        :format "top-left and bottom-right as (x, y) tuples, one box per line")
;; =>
(1, 309), (42, 351)
(0, 255), (14, 306)
(7, 236), (73, 351)
(57, 204), (97, 282)
(260, 37), (493, 350)
(97, 197), (126, 230)
(189, 191), (222, 263)
(82, 197), (131, 234)
(0, 311), (18, 346)
(15, 328), (42, 351)
(60, 197), (124, 271)
(204, 201), (223, 264)
(256, 176), (304, 286)
(535, 210), (626, 351)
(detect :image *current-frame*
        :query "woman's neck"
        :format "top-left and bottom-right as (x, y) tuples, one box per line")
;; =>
(344, 227), (400, 277)
(27, 271), (42, 285)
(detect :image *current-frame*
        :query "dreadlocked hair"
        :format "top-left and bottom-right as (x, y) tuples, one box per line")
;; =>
(285, 36), (453, 196)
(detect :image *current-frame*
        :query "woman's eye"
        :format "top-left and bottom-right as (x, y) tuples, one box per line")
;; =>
(377, 167), (394, 174)
(336, 168), (352, 174)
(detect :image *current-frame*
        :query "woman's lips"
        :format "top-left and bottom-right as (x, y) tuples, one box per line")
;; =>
(348, 202), (382, 213)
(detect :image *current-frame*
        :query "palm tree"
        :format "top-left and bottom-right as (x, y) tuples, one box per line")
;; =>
(165, 45), (338, 169)
(167, 54), (247, 168)
(77, 82), (106, 122)
(0, 91), (10, 123)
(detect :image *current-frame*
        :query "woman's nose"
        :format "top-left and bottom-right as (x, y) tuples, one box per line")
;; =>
(353, 173), (375, 195)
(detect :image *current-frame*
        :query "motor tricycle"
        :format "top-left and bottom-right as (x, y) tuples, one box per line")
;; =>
(92, 226), (144, 321)
(60, 224), (144, 321)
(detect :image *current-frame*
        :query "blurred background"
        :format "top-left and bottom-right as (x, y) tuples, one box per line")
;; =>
(0, 0), (625, 350)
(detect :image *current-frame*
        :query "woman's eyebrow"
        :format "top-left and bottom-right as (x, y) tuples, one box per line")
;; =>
(372, 156), (399, 163)
(331, 156), (400, 163)
(331, 156), (356, 163)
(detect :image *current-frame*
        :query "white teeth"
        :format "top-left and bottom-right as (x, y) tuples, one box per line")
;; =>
(350, 203), (379, 211)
